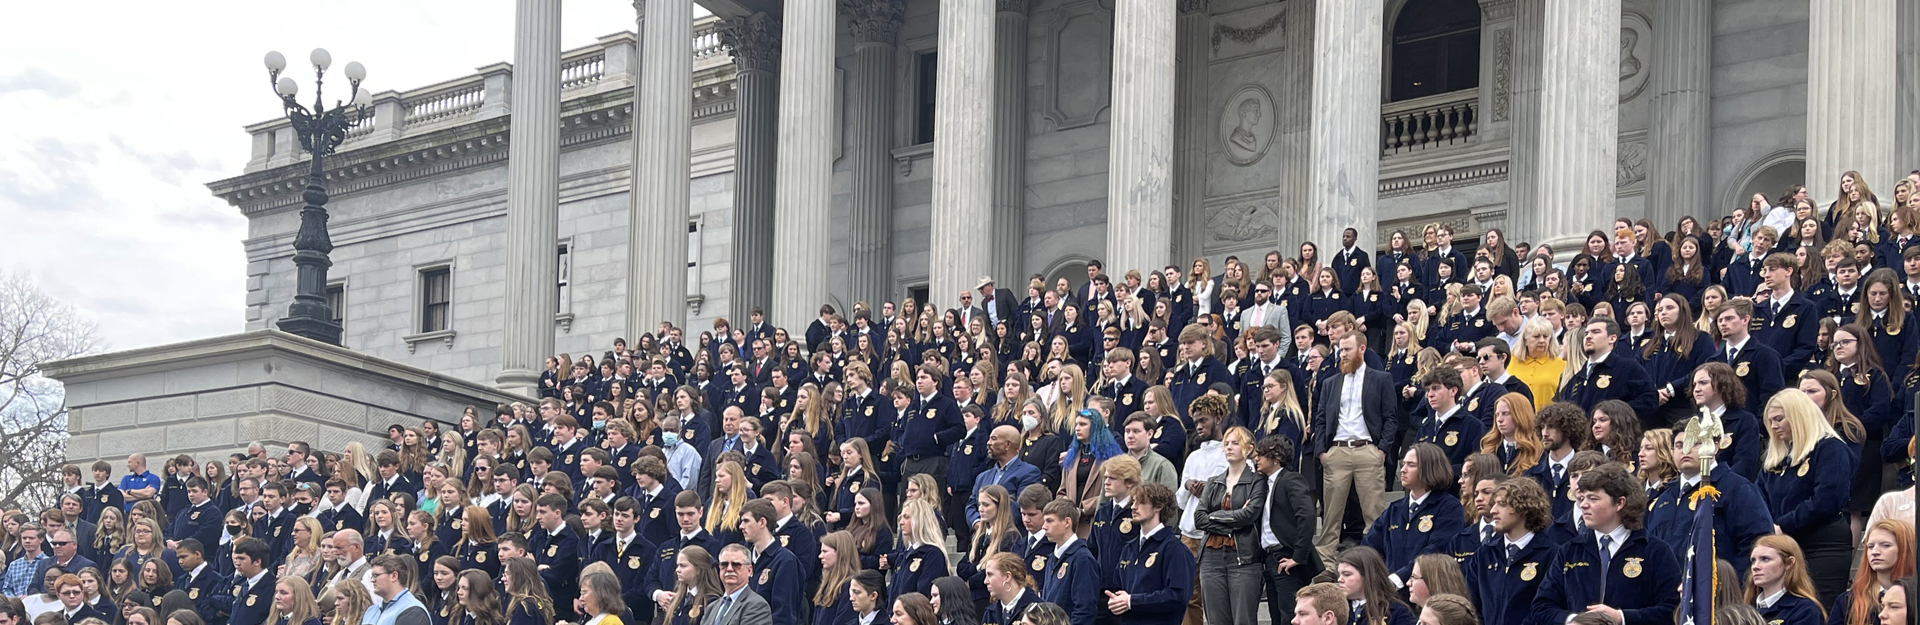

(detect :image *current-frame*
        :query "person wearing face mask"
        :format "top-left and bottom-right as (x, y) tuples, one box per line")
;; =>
(656, 416), (703, 494)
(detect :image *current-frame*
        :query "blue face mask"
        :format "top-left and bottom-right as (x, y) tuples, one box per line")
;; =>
(662, 432), (680, 448)
(592, 420), (607, 430)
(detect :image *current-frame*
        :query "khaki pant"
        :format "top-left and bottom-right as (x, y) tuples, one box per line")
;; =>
(1182, 535), (1206, 625)
(1315, 444), (1388, 565)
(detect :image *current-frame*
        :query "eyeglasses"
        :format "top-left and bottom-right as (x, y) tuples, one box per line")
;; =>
(718, 561), (750, 569)
(1832, 338), (1858, 347)
(48, 541), (72, 546)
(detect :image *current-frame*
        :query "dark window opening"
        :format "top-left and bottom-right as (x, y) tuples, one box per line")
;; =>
(421, 268), (451, 333)
(914, 51), (938, 144)
(1389, 0), (1481, 102)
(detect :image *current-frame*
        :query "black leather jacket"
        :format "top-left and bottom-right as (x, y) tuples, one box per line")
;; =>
(1194, 463), (1270, 565)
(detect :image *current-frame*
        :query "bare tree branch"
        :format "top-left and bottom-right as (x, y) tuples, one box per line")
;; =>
(0, 271), (103, 513)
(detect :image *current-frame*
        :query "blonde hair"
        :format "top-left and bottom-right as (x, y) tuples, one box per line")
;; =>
(898, 500), (949, 574)
(704, 461), (749, 535)
(1761, 390), (1840, 470)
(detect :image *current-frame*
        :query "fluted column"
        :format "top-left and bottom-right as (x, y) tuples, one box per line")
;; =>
(1646, 0), (1711, 232)
(1305, 0), (1382, 250)
(928, 0), (996, 308)
(1172, 0), (1209, 263)
(497, 0), (561, 396)
(1807, 0), (1897, 200)
(1105, 0), (1177, 272)
(1504, 0), (1544, 244)
(844, 0), (903, 308)
(1534, 0), (1618, 251)
(629, 0), (693, 336)
(722, 13), (782, 324)
(1901, 2), (1919, 173)
(990, 0), (1030, 283)
(771, 0), (836, 327)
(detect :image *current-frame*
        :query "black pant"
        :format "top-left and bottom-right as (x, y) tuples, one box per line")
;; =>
(1264, 546), (1314, 625)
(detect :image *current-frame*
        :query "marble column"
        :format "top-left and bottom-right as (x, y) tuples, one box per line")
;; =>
(928, 0), (995, 307)
(1646, 0), (1711, 233)
(990, 0), (1030, 283)
(629, 0), (693, 337)
(1171, 0), (1209, 262)
(771, 0), (836, 327)
(1533, 0), (1618, 252)
(1503, 0), (1544, 244)
(844, 0), (902, 309)
(722, 13), (782, 324)
(497, 0), (561, 396)
(1305, 0), (1382, 250)
(1807, 0), (1897, 200)
(1105, 0), (1177, 273)
(1901, 1), (1919, 174)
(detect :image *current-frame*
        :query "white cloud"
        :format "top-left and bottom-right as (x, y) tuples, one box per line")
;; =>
(0, 0), (646, 351)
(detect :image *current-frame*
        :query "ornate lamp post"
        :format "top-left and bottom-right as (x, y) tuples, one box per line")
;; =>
(262, 48), (371, 346)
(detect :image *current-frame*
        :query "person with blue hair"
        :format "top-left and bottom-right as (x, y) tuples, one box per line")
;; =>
(1058, 407), (1127, 511)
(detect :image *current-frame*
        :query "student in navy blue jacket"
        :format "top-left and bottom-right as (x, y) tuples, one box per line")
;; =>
(1102, 482), (1194, 625)
(1641, 294), (1721, 428)
(1755, 390), (1858, 603)
(1751, 254), (1823, 377)
(1412, 369), (1486, 470)
(1713, 298), (1788, 417)
(738, 500), (804, 625)
(1689, 363), (1765, 480)
(760, 481), (821, 588)
(212, 538), (276, 625)
(1744, 535), (1830, 625)
(1529, 465), (1681, 625)
(1034, 498), (1100, 625)
(622, 456), (681, 550)
(979, 552), (1040, 625)
(1647, 422), (1773, 581)
(527, 494), (581, 622)
(1363, 443), (1465, 587)
(1555, 317), (1661, 418)
(946, 406), (994, 547)
(1168, 324), (1233, 422)
(883, 499), (951, 601)
(1465, 478), (1555, 625)
(169, 478), (223, 551)
(642, 491), (722, 613)
(1857, 269), (1919, 384)
(836, 365), (894, 464)
(1335, 547), (1417, 625)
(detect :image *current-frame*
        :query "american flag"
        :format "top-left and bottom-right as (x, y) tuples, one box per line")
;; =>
(1676, 485), (1721, 625)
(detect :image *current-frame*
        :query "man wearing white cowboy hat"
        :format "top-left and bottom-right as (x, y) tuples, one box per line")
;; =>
(977, 276), (1016, 328)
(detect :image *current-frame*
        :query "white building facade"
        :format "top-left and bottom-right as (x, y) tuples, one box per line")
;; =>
(209, 0), (1918, 396)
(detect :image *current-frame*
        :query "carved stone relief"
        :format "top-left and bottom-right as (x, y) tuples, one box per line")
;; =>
(1039, 0), (1114, 130)
(1491, 29), (1512, 121)
(1210, 3), (1286, 62)
(1219, 85), (1276, 166)
(1205, 197), (1280, 248)
(1619, 11), (1651, 103)
(1617, 139), (1648, 188)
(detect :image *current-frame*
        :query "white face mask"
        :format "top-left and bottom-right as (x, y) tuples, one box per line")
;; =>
(1021, 415), (1039, 432)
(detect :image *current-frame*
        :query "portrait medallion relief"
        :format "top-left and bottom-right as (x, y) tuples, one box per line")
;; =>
(1219, 85), (1275, 166)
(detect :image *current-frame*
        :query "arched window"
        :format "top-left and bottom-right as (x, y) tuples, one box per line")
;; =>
(1389, 0), (1481, 102)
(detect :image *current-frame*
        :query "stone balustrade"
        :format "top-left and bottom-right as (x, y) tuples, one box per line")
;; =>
(1381, 89), (1479, 155)
(244, 18), (729, 173)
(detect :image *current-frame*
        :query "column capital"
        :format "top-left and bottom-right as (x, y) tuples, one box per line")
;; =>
(1179, 0), (1207, 15)
(720, 12), (782, 72)
(1478, 0), (1514, 21)
(842, 0), (905, 44)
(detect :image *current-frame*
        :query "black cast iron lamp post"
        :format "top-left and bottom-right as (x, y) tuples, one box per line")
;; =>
(263, 48), (370, 346)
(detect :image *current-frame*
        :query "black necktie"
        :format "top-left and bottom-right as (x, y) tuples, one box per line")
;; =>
(1552, 464), (1565, 485)
(1506, 542), (1521, 565)
(1598, 534), (1614, 580)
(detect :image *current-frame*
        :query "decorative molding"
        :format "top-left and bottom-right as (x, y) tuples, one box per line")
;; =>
(1717, 148), (1806, 214)
(1378, 162), (1510, 198)
(720, 12), (782, 72)
(401, 329), (457, 354)
(1491, 29), (1513, 121)
(1204, 198), (1281, 250)
(843, 0), (905, 44)
(1381, 211), (1474, 240)
(1478, 0), (1514, 21)
(891, 143), (934, 177)
(1039, 0), (1114, 131)
(1211, 10), (1284, 56)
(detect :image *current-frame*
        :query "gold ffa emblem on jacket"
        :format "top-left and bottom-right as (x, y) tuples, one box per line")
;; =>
(1622, 557), (1644, 578)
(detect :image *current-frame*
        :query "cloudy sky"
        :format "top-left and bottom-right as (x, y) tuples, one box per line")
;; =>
(0, 0), (655, 351)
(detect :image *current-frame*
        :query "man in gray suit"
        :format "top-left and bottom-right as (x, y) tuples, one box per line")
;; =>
(1307, 333), (1401, 566)
(704, 544), (772, 625)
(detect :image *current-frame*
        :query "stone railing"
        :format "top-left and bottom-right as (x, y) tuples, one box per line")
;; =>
(247, 17), (729, 172)
(1381, 89), (1479, 156)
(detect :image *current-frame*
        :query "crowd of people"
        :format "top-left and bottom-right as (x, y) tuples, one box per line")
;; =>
(4, 170), (1920, 625)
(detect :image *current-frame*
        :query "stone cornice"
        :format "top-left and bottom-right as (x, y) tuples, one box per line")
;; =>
(721, 12), (783, 71)
(844, 0), (906, 43)
(207, 82), (737, 215)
